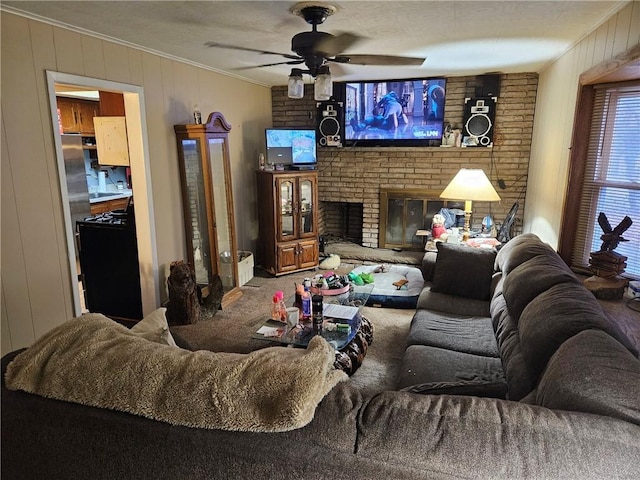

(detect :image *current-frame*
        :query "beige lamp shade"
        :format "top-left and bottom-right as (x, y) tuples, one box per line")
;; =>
(440, 168), (501, 233)
(440, 169), (501, 202)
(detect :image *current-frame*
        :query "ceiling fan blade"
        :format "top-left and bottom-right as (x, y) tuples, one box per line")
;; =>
(332, 54), (426, 66)
(234, 59), (305, 71)
(205, 42), (300, 60)
(315, 32), (362, 57)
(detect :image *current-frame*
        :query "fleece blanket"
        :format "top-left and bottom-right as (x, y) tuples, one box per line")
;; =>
(5, 314), (347, 432)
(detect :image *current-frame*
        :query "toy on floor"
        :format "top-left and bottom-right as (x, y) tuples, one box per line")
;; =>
(373, 264), (390, 273)
(393, 279), (409, 290)
(319, 254), (341, 270)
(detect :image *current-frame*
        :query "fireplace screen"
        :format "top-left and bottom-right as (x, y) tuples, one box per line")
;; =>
(379, 189), (450, 250)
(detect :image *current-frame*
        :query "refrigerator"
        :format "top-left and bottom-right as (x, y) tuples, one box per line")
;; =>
(62, 134), (91, 227)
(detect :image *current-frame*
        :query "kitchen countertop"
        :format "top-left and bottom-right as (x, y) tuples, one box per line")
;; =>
(89, 189), (133, 204)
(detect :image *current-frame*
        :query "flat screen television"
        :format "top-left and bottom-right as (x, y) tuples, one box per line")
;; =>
(341, 77), (447, 147)
(265, 128), (317, 168)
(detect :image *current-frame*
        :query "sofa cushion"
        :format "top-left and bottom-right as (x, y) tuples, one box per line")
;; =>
(430, 243), (497, 301)
(356, 391), (640, 479)
(519, 282), (639, 382)
(407, 310), (500, 357)
(416, 288), (490, 317)
(535, 330), (640, 425)
(495, 233), (556, 275)
(397, 344), (507, 398)
(502, 253), (579, 321)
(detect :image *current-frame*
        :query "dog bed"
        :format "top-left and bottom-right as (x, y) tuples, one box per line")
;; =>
(350, 264), (424, 308)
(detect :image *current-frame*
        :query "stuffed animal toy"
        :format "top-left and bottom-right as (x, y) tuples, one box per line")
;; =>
(373, 264), (390, 273)
(319, 254), (341, 270)
(432, 213), (446, 239)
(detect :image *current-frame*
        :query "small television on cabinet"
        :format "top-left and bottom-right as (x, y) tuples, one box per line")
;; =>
(341, 77), (447, 147)
(265, 128), (317, 169)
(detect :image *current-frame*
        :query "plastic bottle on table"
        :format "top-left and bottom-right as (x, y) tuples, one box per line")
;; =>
(312, 294), (323, 334)
(301, 288), (312, 324)
(272, 290), (286, 322)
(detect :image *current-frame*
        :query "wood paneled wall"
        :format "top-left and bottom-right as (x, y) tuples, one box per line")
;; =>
(524, 1), (640, 248)
(0, 12), (272, 354)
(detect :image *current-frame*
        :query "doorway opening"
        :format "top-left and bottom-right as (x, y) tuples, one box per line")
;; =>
(46, 71), (159, 319)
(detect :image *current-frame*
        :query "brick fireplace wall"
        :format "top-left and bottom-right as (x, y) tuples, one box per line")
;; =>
(271, 73), (538, 247)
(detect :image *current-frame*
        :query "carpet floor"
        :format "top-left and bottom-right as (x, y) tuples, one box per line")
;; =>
(170, 265), (414, 397)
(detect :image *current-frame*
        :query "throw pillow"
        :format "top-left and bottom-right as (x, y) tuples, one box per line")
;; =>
(130, 307), (178, 347)
(430, 243), (497, 300)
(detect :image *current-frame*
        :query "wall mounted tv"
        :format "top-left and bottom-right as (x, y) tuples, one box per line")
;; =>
(341, 77), (447, 147)
(265, 128), (317, 168)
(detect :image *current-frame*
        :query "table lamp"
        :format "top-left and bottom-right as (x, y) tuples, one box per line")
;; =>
(440, 169), (501, 233)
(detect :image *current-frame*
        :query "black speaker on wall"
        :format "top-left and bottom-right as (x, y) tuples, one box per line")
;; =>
(475, 74), (501, 98)
(316, 101), (343, 147)
(462, 97), (497, 147)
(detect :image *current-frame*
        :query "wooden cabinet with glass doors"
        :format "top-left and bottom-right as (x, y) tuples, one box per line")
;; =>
(256, 170), (319, 275)
(174, 112), (242, 308)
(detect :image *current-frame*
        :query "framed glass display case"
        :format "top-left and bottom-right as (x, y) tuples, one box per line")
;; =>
(174, 112), (242, 308)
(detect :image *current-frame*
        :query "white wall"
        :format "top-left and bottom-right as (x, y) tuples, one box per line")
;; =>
(524, 1), (640, 247)
(1, 12), (272, 354)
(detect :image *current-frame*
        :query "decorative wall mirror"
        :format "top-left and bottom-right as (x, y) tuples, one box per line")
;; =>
(174, 112), (242, 308)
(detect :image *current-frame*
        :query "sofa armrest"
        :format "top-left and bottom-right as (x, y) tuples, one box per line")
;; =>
(421, 251), (437, 282)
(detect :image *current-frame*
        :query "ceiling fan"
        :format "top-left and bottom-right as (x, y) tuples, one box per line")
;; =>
(205, 2), (426, 78)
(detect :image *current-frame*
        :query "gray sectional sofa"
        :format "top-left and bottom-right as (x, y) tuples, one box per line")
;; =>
(2, 234), (640, 479)
(400, 234), (639, 402)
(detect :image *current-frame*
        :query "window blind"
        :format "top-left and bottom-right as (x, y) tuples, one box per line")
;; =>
(571, 81), (640, 279)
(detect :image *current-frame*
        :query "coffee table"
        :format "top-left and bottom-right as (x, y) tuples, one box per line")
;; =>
(252, 284), (374, 375)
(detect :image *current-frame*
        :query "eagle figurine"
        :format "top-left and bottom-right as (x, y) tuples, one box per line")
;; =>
(598, 212), (632, 252)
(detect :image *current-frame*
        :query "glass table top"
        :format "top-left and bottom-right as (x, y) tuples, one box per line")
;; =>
(252, 283), (374, 350)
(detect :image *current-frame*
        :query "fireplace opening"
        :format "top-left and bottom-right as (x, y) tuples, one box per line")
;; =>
(320, 201), (364, 245)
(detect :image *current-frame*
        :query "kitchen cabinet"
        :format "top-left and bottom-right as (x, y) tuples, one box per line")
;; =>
(90, 196), (130, 215)
(94, 116), (130, 166)
(256, 170), (319, 275)
(99, 91), (126, 116)
(57, 97), (99, 134)
(174, 112), (242, 308)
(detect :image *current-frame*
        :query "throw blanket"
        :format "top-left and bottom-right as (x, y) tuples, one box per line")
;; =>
(5, 314), (347, 432)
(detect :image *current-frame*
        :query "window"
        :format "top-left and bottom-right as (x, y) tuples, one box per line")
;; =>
(571, 82), (640, 279)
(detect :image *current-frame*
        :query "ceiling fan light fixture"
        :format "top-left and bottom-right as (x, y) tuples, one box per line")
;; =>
(288, 68), (305, 99)
(314, 65), (332, 101)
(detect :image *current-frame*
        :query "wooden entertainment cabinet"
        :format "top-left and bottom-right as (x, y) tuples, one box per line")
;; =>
(256, 170), (319, 276)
